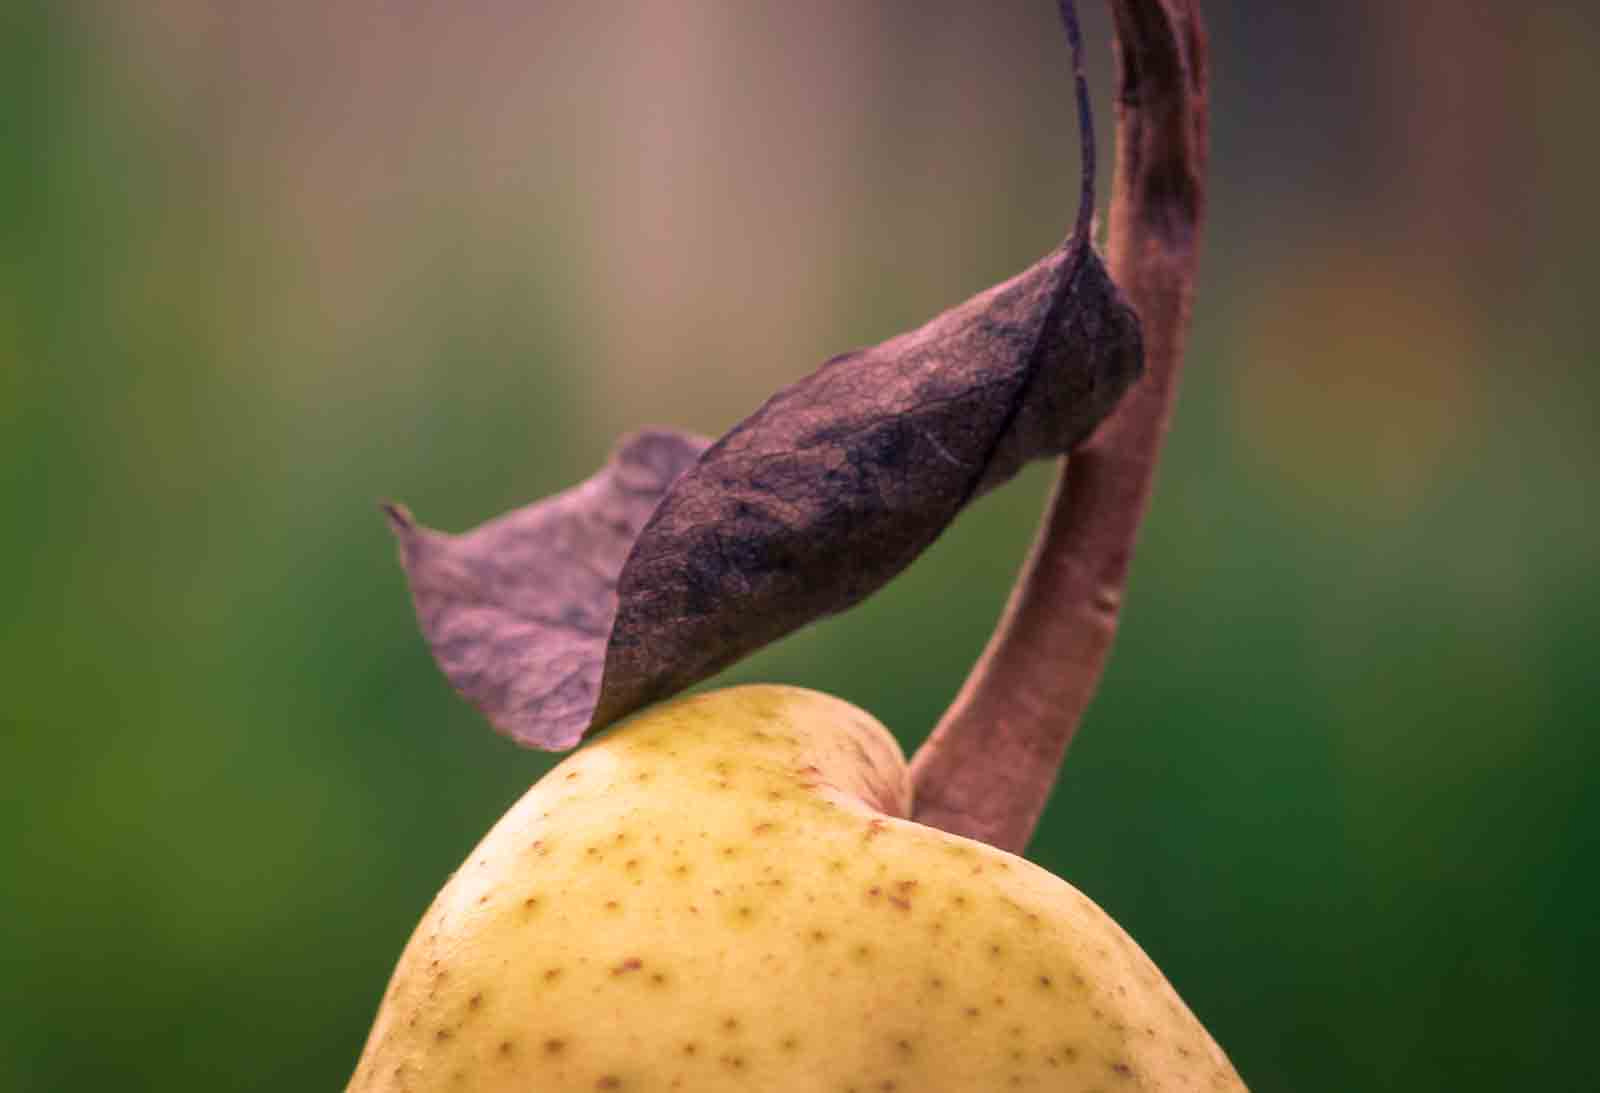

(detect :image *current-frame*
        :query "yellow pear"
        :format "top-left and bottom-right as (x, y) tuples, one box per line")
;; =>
(348, 685), (1244, 1091)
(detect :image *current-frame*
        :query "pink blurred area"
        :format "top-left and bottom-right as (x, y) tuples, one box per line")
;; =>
(92, 2), (1596, 491)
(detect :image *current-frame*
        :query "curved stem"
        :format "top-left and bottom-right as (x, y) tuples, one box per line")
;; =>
(909, 0), (1209, 854)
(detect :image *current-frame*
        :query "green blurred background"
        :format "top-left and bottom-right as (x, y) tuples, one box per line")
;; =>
(5, 2), (1597, 1089)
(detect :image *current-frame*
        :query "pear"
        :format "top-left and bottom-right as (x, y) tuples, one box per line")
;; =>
(348, 685), (1244, 1091)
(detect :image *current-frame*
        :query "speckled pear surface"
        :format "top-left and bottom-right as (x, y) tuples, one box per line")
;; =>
(348, 686), (1244, 1091)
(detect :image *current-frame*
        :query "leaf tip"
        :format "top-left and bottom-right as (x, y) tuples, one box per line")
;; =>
(380, 500), (417, 537)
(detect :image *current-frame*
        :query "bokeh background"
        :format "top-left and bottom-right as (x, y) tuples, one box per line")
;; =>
(5, 2), (1597, 1090)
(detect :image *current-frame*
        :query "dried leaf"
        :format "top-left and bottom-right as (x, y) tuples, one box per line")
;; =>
(597, 245), (1140, 726)
(387, 0), (1141, 751)
(389, 243), (1139, 750)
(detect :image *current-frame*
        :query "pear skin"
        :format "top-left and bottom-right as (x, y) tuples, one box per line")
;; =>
(348, 685), (1244, 1091)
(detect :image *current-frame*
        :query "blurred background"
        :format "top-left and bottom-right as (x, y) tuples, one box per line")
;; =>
(4, 1), (1597, 1089)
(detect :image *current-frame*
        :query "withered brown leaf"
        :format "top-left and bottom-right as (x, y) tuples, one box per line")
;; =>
(388, 244), (1139, 750)
(596, 245), (1140, 728)
(387, 0), (1141, 751)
